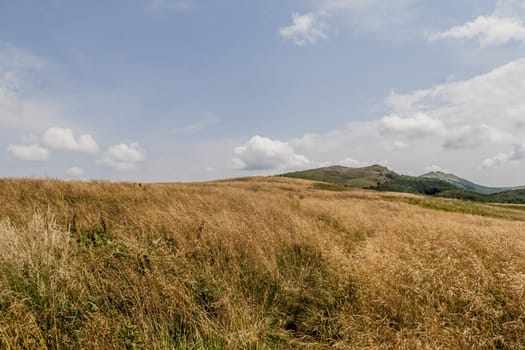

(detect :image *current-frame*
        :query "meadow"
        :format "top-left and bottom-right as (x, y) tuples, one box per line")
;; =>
(1, 177), (524, 349)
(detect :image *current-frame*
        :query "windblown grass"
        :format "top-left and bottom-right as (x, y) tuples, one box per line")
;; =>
(0, 177), (524, 349)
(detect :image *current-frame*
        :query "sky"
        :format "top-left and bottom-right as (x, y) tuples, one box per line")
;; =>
(1, 0), (525, 186)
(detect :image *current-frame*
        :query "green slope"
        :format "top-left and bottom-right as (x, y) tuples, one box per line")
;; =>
(373, 176), (525, 204)
(281, 165), (398, 188)
(421, 171), (525, 195)
(374, 176), (486, 201)
(282, 165), (525, 204)
(375, 175), (465, 195)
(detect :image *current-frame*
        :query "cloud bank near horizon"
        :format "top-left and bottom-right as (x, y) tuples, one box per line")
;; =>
(232, 56), (525, 180)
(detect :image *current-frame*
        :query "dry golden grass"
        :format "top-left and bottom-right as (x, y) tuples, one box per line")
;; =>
(0, 177), (525, 349)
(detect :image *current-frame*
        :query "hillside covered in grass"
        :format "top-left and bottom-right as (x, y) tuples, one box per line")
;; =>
(281, 165), (398, 189)
(375, 176), (525, 204)
(282, 165), (525, 204)
(1, 177), (525, 349)
(420, 171), (525, 195)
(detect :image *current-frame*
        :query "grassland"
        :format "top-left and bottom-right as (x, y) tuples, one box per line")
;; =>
(1, 177), (525, 349)
(282, 165), (525, 204)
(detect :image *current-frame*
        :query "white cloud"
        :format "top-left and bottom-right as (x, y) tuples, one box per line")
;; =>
(279, 12), (328, 46)
(251, 56), (525, 183)
(98, 143), (147, 171)
(431, 15), (525, 47)
(104, 143), (146, 162)
(43, 127), (99, 154)
(423, 165), (449, 173)
(7, 144), (49, 161)
(279, 0), (419, 45)
(66, 166), (85, 177)
(379, 57), (525, 175)
(338, 158), (362, 167)
(480, 153), (511, 169)
(232, 135), (310, 171)
(385, 57), (525, 136)
(379, 113), (446, 137)
(480, 144), (525, 169)
(431, 0), (525, 47)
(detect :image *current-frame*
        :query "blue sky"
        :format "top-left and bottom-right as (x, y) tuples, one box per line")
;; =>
(2, 0), (525, 186)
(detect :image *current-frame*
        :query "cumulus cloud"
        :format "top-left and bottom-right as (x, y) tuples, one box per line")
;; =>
(480, 144), (525, 169)
(423, 165), (450, 173)
(66, 166), (85, 177)
(480, 153), (510, 169)
(7, 144), (49, 161)
(379, 113), (446, 137)
(259, 55), (525, 183)
(431, 0), (525, 47)
(232, 135), (310, 171)
(279, 12), (328, 46)
(43, 127), (99, 153)
(98, 143), (147, 171)
(385, 57), (525, 134)
(379, 57), (525, 175)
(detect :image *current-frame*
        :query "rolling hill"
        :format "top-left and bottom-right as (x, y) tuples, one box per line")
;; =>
(282, 165), (525, 204)
(280, 164), (399, 188)
(421, 171), (525, 194)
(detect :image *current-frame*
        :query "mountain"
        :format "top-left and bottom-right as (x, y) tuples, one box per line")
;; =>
(421, 171), (525, 195)
(281, 165), (525, 204)
(281, 164), (399, 188)
(374, 175), (466, 195)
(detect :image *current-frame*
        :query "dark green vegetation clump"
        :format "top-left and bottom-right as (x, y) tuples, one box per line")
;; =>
(375, 176), (525, 204)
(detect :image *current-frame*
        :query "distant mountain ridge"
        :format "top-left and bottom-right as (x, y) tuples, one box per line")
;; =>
(420, 171), (525, 195)
(281, 165), (525, 204)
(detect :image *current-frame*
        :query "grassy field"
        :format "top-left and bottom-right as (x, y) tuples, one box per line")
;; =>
(1, 177), (525, 349)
